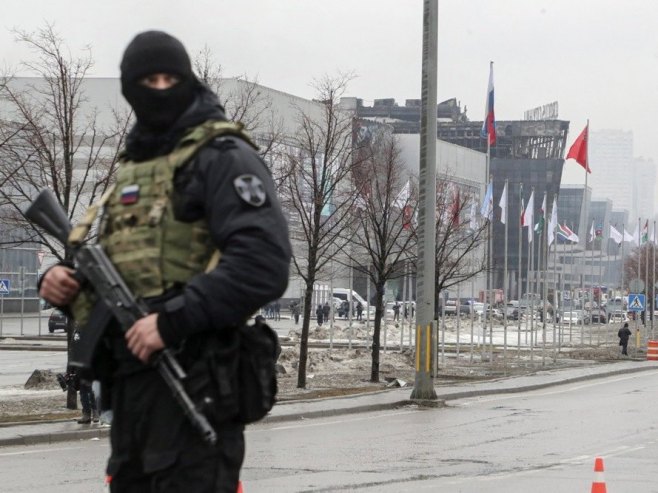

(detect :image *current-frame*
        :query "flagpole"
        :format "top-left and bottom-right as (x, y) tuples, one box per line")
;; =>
(518, 182), (524, 355)
(525, 190), (533, 351)
(636, 216), (641, 335)
(503, 179), (508, 362)
(528, 187), (537, 361)
(552, 195), (558, 358)
(568, 224), (574, 344)
(541, 192), (547, 366)
(589, 221), (594, 346)
(645, 224), (649, 334)
(621, 222), (625, 295)
(541, 220), (547, 366)
(647, 221), (656, 340)
(584, 120), (590, 347)
(485, 175), (494, 363)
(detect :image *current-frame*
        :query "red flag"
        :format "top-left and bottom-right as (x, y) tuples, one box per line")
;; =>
(451, 188), (461, 227)
(402, 205), (413, 230)
(566, 124), (591, 173)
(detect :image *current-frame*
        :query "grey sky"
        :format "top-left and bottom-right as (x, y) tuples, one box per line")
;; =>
(2, 0), (656, 185)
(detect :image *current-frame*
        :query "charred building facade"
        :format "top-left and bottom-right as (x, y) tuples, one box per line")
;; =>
(352, 97), (570, 298)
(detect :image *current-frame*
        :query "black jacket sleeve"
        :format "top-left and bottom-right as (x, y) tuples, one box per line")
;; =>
(157, 136), (291, 346)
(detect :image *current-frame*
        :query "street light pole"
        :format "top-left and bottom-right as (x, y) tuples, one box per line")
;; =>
(411, 0), (438, 400)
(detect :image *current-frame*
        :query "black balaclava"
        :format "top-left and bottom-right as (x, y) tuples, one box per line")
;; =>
(120, 31), (198, 131)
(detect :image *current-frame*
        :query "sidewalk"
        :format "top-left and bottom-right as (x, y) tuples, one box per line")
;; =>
(1, 359), (656, 447)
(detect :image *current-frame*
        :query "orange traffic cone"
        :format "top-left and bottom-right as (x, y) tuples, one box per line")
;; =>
(237, 480), (244, 493)
(591, 457), (607, 493)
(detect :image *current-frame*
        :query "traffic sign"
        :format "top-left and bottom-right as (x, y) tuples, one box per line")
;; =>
(0, 279), (9, 295)
(628, 293), (645, 312)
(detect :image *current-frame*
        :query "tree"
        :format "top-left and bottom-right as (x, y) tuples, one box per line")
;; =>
(345, 125), (416, 382)
(280, 73), (360, 388)
(192, 45), (284, 167)
(624, 242), (658, 314)
(0, 25), (130, 408)
(0, 24), (130, 257)
(432, 179), (488, 318)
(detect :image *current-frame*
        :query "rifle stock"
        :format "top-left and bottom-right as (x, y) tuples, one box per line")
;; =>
(24, 189), (72, 244)
(24, 189), (218, 445)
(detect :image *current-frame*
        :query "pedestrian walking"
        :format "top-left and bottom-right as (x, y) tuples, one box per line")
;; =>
(38, 30), (291, 493)
(323, 301), (331, 322)
(316, 304), (324, 326)
(618, 322), (632, 356)
(356, 301), (363, 321)
(290, 301), (300, 324)
(393, 302), (400, 321)
(274, 301), (281, 321)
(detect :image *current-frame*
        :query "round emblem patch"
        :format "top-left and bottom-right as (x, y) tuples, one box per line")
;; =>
(233, 174), (267, 207)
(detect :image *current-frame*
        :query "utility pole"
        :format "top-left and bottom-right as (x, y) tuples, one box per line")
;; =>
(411, 0), (438, 401)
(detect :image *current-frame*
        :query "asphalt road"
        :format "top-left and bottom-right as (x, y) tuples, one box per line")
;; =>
(3, 370), (658, 492)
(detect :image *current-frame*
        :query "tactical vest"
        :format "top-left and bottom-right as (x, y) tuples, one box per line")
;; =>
(70, 120), (257, 303)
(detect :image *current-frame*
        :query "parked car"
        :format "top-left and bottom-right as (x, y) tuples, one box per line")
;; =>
(458, 303), (473, 316)
(48, 309), (68, 333)
(609, 310), (630, 324)
(562, 310), (589, 325)
(505, 301), (519, 318)
(589, 308), (608, 324)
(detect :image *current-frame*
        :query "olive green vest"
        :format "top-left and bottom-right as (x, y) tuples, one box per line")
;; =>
(70, 120), (256, 312)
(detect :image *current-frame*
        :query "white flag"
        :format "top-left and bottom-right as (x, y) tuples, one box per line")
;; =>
(469, 201), (478, 230)
(547, 196), (558, 246)
(393, 181), (410, 208)
(609, 225), (623, 245)
(480, 181), (493, 220)
(498, 181), (508, 224)
(623, 228), (634, 243)
(589, 221), (596, 243)
(522, 190), (534, 243)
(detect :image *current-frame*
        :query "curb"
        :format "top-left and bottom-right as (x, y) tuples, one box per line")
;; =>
(1, 363), (656, 448)
(0, 425), (110, 447)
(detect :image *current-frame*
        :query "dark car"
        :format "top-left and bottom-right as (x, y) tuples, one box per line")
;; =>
(48, 309), (68, 333)
(589, 308), (607, 324)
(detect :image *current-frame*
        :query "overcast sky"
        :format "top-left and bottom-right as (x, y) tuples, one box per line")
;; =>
(2, 0), (656, 185)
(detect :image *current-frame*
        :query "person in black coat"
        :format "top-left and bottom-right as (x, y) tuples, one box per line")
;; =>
(38, 30), (291, 493)
(316, 304), (324, 326)
(618, 322), (632, 356)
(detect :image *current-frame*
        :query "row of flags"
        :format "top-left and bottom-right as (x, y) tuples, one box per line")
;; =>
(389, 63), (594, 237)
(608, 221), (655, 247)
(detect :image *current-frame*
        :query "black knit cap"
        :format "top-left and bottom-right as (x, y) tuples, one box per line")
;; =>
(120, 31), (193, 83)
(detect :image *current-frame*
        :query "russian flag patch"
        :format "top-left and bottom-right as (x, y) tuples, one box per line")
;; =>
(120, 184), (140, 205)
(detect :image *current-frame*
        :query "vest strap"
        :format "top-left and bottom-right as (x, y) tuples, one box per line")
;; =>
(68, 185), (116, 246)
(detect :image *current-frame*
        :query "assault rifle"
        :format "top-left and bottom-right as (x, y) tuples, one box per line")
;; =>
(25, 189), (217, 445)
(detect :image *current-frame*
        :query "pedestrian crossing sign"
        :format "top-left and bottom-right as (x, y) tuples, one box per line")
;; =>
(0, 279), (9, 295)
(628, 293), (645, 312)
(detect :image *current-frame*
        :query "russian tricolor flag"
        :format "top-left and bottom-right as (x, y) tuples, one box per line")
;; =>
(481, 61), (496, 146)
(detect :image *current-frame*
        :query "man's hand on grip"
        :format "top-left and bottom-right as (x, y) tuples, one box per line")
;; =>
(126, 313), (165, 363)
(39, 266), (80, 306)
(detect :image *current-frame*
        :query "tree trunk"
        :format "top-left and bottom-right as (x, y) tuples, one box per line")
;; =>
(370, 282), (386, 382)
(296, 280), (315, 388)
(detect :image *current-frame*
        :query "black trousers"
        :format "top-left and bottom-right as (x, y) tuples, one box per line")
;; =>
(621, 342), (629, 355)
(79, 383), (97, 415)
(107, 369), (244, 493)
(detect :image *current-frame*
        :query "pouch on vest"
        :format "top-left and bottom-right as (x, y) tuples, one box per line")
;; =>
(237, 319), (280, 424)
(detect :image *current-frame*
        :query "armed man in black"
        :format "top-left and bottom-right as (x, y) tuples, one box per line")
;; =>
(39, 31), (291, 492)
